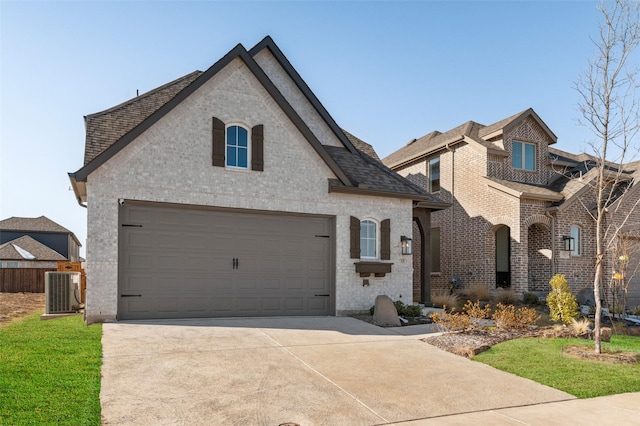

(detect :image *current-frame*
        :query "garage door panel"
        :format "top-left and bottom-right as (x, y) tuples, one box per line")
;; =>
(119, 204), (333, 320)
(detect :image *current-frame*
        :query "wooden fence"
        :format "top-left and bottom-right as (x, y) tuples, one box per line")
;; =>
(0, 268), (55, 293)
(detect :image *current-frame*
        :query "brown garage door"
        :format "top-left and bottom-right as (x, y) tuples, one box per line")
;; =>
(118, 202), (334, 320)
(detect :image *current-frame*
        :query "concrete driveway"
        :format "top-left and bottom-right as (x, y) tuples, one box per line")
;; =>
(100, 316), (573, 425)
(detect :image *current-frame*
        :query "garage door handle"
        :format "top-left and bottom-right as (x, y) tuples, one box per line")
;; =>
(121, 294), (142, 297)
(315, 294), (330, 297)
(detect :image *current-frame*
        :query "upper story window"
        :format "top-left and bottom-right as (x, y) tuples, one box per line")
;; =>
(512, 141), (535, 171)
(226, 125), (249, 169)
(360, 219), (378, 259)
(570, 225), (581, 256)
(429, 157), (440, 192)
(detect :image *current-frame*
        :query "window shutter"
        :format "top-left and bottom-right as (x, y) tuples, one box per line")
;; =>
(350, 216), (360, 259)
(252, 124), (264, 171)
(212, 117), (225, 167)
(381, 219), (391, 260)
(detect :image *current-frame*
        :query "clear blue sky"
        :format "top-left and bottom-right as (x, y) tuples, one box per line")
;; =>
(1, 0), (603, 256)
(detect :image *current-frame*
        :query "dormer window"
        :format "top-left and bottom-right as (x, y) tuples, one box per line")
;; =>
(512, 141), (535, 171)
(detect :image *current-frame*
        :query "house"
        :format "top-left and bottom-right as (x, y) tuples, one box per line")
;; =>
(69, 36), (447, 323)
(383, 108), (640, 307)
(0, 216), (82, 268)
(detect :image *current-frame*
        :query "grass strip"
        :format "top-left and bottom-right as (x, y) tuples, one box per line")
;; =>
(0, 313), (102, 425)
(474, 335), (640, 398)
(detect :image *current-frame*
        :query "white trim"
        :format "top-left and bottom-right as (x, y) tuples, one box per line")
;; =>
(360, 218), (379, 260)
(225, 123), (251, 170)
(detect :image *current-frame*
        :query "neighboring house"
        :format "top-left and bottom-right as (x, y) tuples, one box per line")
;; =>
(383, 108), (640, 307)
(69, 36), (446, 323)
(0, 216), (82, 267)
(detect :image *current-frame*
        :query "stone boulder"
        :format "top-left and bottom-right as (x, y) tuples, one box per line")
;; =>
(373, 295), (401, 326)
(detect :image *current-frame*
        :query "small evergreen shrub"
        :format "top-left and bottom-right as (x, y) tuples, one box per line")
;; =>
(522, 292), (540, 306)
(547, 274), (579, 324)
(403, 304), (423, 317)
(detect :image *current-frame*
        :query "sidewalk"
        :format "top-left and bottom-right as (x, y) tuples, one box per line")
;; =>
(400, 392), (640, 425)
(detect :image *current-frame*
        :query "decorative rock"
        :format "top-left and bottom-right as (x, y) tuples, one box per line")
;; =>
(373, 295), (401, 326)
(600, 327), (612, 342)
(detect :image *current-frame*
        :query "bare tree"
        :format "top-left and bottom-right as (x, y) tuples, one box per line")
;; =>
(574, 0), (640, 353)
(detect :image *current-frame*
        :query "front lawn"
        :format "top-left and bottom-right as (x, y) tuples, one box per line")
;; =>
(0, 313), (102, 425)
(474, 335), (640, 398)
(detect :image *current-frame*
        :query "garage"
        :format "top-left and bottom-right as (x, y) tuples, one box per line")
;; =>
(118, 202), (334, 320)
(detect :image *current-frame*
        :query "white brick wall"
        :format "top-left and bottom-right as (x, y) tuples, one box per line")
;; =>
(84, 58), (414, 322)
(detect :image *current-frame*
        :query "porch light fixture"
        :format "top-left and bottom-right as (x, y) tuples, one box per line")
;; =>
(562, 236), (575, 252)
(401, 235), (412, 255)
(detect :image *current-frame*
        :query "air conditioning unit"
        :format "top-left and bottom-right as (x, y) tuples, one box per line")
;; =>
(45, 272), (81, 314)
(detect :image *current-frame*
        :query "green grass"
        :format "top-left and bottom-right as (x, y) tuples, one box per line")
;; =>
(0, 313), (102, 425)
(474, 335), (640, 398)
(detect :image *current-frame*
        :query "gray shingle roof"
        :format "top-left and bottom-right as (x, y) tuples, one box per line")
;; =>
(325, 145), (438, 200)
(485, 177), (564, 201)
(0, 235), (66, 261)
(0, 216), (72, 233)
(84, 71), (203, 165)
(342, 130), (380, 161)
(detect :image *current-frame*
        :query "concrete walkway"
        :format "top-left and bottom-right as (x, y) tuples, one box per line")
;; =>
(100, 317), (638, 425)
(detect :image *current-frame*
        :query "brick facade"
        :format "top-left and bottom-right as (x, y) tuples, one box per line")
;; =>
(388, 109), (639, 302)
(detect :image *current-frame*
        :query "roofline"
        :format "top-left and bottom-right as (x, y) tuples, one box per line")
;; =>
(484, 177), (564, 202)
(384, 135), (465, 170)
(414, 200), (451, 211)
(72, 40), (353, 187)
(249, 36), (359, 155)
(328, 182), (430, 201)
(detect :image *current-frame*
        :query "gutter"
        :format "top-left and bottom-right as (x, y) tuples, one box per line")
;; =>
(68, 173), (87, 209)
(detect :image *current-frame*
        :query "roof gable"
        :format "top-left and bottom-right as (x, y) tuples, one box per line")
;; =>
(72, 40), (353, 188)
(0, 235), (67, 261)
(479, 108), (557, 143)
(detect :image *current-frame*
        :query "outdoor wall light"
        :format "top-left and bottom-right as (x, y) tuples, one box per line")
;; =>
(401, 235), (412, 255)
(562, 236), (575, 251)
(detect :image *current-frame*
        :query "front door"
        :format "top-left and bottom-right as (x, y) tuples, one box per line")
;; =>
(496, 225), (511, 288)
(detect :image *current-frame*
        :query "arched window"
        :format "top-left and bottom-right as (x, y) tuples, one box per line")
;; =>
(226, 125), (249, 169)
(360, 219), (378, 259)
(570, 225), (581, 256)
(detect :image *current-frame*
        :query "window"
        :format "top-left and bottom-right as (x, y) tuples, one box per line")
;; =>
(430, 228), (441, 273)
(5, 261), (19, 268)
(429, 157), (440, 192)
(226, 125), (249, 168)
(360, 220), (377, 259)
(512, 141), (535, 171)
(570, 225), (581, 256)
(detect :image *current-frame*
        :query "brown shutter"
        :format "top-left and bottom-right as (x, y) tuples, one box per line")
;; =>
(251, 124), (264, 171)
(212, 117), (225, 167)
(381, 219), (391, 260)
(350, 216), (360, 259)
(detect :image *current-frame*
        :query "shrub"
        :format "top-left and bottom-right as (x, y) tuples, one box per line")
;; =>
(495, 288), (519, 305)
(522, 292), (540, 306)
(393, 300), (406, 315)
(547, 274), (579, 324)
(432, 300), (491, 332)
(466, 284), (490, 302)
(492, 303), (540, 330)
(431, 289), (459, 309)
(403, 304), (423, 317)
(430, 309), (472, 332)
(570, 318), (592, 336)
